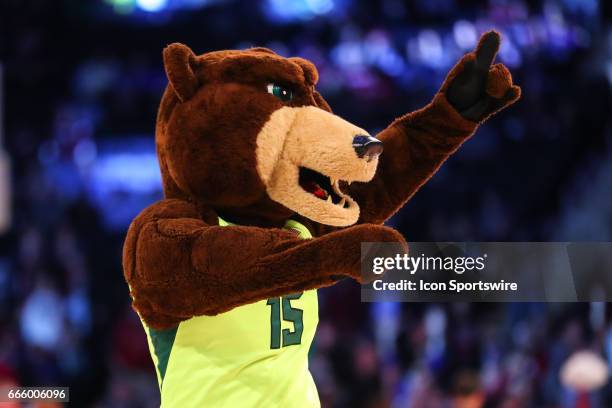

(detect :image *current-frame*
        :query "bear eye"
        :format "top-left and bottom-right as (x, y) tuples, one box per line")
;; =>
(267, 83), (293, 102)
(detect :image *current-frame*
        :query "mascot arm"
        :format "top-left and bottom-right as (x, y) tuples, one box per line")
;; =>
(123, 199), (404, 329)
(350, 31), (520, 225)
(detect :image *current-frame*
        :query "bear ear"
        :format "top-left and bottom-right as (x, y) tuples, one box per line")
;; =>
(249, 47), (277, 55)
(163, 43), (199, 102)
(289, 57), (318, 86)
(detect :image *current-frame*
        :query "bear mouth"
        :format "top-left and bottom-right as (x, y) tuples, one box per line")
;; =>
(298, 167), (352, 209)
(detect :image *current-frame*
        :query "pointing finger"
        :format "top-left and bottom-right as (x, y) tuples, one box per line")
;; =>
(475, 31), (500, 70)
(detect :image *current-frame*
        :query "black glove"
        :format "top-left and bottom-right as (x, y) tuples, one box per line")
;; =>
(444, 31), (521, 122)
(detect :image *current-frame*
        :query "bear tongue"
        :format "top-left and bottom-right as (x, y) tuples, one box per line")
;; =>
(313, 187), (328, 199)
(303, 181), (328, 199)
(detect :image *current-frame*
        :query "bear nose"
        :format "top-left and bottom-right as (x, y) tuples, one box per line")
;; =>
(353, 135), (383, 161)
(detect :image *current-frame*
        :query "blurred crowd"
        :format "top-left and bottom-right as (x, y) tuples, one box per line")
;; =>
(1, 0), (612, 406)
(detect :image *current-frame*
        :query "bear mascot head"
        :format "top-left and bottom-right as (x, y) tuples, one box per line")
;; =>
(158, 44), (383, 227)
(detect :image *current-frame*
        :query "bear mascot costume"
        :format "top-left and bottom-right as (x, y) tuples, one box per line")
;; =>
(123, 31), (519, 407)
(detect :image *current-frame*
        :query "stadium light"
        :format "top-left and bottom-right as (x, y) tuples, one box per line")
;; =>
(0, 63), (10, 234)
(136, 0), (168, 12)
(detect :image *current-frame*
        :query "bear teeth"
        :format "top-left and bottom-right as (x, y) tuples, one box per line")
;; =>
(331, 178), (350, 208)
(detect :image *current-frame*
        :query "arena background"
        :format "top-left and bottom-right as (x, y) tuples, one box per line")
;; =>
(1, 0), (612, 406)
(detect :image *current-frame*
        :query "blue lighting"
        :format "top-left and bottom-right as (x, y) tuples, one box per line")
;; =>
(499, 35), (523, 67)
(417, 29), (444, 68)
(453, 20), (478, 50)
(264, 0), (335, 22)
(91, 152), (161, 194)
(136, 0), (168, 12)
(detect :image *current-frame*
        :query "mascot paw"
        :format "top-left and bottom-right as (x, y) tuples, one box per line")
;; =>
(341, 224), (407, 284)
(443, 30), (521, 122)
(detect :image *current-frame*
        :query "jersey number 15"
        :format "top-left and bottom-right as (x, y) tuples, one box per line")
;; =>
(266, 293), (303, 349)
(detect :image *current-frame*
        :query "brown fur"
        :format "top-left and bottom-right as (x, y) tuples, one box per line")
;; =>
(124, 33), (519, 329)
